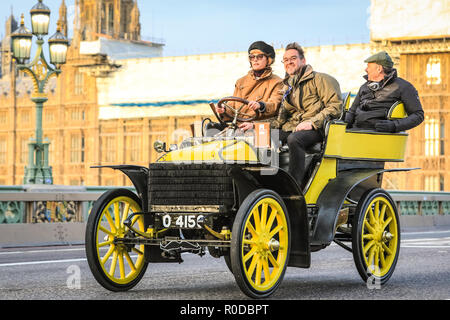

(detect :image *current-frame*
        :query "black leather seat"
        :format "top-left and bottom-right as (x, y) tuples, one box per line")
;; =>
(278, 142), (323, 185)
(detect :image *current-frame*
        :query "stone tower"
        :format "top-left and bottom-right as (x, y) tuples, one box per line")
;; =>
(57, 0), (68, 37)
(77, 0), (141, 41)
(1, 10), (18, 78)
(129, 0), (141, 41)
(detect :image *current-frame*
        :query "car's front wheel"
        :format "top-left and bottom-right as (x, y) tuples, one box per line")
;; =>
(230, 189), (290, 298)
(85, 188), (148, 291)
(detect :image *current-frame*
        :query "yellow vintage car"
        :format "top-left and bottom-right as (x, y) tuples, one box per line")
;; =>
(85, 94), (415, 298)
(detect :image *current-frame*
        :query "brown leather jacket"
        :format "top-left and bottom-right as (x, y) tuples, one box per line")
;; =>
(221, 68), (283, 122)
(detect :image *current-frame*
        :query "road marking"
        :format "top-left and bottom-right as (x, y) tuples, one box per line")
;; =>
(401, 245), (449, 248)
(401, 237), (450, 242)
(0, 258), (87, 268)
(402, 230), (450, 236)
(401, 236), (449, 248)
(0, 253), (138, 268)
(0, 248), (85, 255)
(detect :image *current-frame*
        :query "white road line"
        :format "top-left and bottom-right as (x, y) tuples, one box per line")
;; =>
(401, 245), (449, 249)
(401, 236), (450, 248)
(402, 237), (450, 242)
(0, 248), (85, 255)
(0, 258), (87, 267)
(0, 253), (138, 268)
(402, 230), (450, 235)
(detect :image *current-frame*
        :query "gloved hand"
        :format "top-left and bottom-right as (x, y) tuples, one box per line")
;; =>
(375, 120), (397, 133)
(344, 112), (355, 126)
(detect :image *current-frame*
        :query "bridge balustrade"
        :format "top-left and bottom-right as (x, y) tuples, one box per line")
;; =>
(0, 187), (449, 224)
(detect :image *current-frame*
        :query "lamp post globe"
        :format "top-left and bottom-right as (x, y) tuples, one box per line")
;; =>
(48, 28), (69, 66)
(11, 14), (33, 63)
(30, 0), (51, 37)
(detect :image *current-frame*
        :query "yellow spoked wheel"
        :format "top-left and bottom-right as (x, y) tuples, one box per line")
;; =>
(352, 188), (400, 285)
(85, 189), (148, 291)
(231, 189), (290, 298)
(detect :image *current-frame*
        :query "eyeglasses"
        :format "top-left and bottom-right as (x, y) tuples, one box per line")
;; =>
(281, 56), (298, 64)
(249, 54), (266, 61)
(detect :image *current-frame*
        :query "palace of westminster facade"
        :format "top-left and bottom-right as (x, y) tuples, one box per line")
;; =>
(0, 0), (448, 192)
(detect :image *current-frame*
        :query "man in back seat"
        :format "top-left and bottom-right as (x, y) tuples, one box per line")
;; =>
(345, 51), (424, 132)
(270, 42), (343, 186)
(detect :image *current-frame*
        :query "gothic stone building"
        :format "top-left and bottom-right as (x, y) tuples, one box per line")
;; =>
(0, 0), (160, 186)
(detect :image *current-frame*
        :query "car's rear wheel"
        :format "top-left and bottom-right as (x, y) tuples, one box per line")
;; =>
(352, 188), (400, 286)
(85, 188), (148, 291)
(230, 189), (290, 298)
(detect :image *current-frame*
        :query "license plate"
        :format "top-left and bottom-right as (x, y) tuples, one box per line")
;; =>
(159, 214), (205, 229)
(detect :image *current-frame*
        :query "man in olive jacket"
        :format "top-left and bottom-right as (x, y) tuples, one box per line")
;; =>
(345, 51), (424, 132)
(271, 42), (343, 186)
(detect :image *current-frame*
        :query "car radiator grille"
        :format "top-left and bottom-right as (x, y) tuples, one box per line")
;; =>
(148, 163), (235, 207)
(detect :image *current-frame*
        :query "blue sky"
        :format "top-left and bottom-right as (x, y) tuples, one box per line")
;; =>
(2, 0), (372, 57)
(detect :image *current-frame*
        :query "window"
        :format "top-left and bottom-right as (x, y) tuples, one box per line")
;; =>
(71, 109), (85, 121)
(440, 119), (445, 156)
(0, 111), (7, 125)
(108, 4), (114, 34)
(424, 175), (439, 192)
(20, 137), (31, 164)
(74, 72), (84, 96)
(101, 136), (116, 163)
(424, 117), (444, 156)
(0, 138), (6, 164)
(20, 110), (30, 124)
(426, 57), (441, 85)
(70, 134), (85, 163)
(45, 110), (54, 123)
(101, 3), (106, 33)
(125, 135), (141, 162)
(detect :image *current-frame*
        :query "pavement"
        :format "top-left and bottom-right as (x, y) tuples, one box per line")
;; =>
(0, 222), (86, 248)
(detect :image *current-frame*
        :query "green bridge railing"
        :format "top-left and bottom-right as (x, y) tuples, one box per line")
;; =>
(0, 185), (134, 224)
(0, 186), (449, 224)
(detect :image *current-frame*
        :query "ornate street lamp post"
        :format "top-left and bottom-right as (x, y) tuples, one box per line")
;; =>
(11, 0), (69, 185)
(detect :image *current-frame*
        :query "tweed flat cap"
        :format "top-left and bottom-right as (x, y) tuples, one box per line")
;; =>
(364, 51), (394, 68)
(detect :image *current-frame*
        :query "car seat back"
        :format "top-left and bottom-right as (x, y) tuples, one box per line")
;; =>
(387, 101), (406, 120)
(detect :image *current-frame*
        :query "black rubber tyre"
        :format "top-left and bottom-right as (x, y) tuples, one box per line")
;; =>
(224, 252), (233, 274)
(85, 188), (148, 291)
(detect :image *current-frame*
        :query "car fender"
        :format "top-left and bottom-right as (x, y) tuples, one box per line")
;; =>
(91, 165), (149, 211)
(311, 167), (418, 246)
